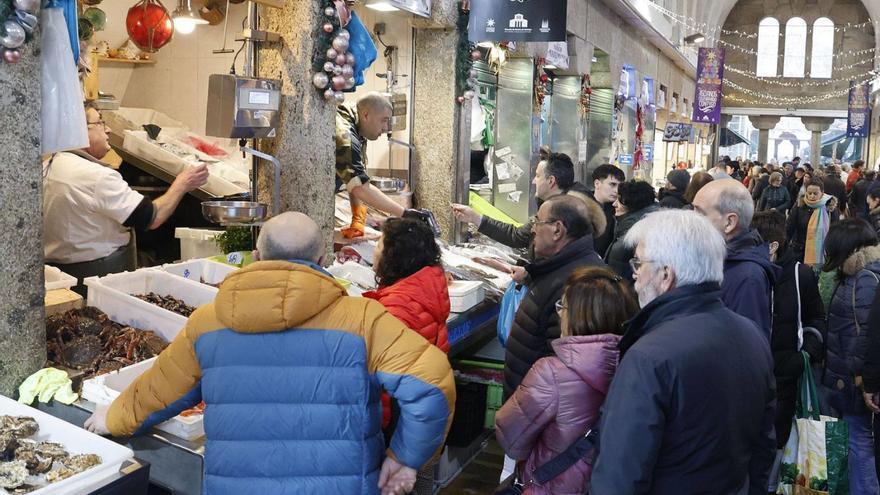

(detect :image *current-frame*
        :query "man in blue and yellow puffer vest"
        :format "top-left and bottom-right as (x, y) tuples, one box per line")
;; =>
(85, 212), (456, 495)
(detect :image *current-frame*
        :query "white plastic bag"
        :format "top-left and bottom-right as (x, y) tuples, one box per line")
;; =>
(41, 7), (88, 155)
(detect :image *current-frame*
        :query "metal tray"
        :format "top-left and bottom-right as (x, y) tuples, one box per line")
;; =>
(371, 177), (406, 193)
(201, 201), (267, 225)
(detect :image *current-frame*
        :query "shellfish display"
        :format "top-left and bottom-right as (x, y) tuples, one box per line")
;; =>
(133, 292), (196, 317)
(0, 416), (102, 492)
(46, 307), (168, 376)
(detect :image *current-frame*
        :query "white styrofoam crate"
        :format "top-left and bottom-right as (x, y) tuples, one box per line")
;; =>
(175, 227), (224, 261)
(159, 259), (237, 287)
(81, 358), (205, 441)
(448, 280), (485, 313)
(84, 269), (218, 343)
(44, 265), (77, 291)
(0, 395), (134, 495)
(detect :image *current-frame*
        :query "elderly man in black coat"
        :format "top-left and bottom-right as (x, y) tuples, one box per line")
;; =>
(501, 194), (604, 398)
(591, 209), (776, 495)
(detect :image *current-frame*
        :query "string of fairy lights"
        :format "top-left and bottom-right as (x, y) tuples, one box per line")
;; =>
(645, 0), (879, 105)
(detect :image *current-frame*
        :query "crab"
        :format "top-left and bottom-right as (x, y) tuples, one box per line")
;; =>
(0, 460), (29, 489)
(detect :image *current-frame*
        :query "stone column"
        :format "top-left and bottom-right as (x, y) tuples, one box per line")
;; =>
(258, 2), (336, 254)
(0, 32), (44, 395)
(411, 4), (467, 242)
(802, 117), (835, 167)
(748, 115), (781, 163)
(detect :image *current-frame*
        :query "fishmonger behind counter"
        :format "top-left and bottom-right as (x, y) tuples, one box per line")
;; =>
(43, 103), (209, 293)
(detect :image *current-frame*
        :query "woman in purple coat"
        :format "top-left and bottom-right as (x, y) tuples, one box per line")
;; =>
(495, 266), (638, 494)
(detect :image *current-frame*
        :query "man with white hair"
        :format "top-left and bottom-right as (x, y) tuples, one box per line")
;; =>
(693, 179), (779, 339)
(86, 212), (455, 495)
(590, 209), (776, 495)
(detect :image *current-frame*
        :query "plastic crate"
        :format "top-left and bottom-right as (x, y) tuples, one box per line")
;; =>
(81, 357), (205, 441)
(454, 359), (504, 430)
(45, 265), (77, 291)
(159, 258), (237, 287)
(448, 280), (485, 313)
(175, 227), (224, 261)
(0, 395), (134, 495)
(84, 269), (218, 343)
(446, 381), (487, 447)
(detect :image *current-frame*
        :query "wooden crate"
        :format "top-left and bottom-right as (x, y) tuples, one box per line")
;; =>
(45, 289), (84, 317)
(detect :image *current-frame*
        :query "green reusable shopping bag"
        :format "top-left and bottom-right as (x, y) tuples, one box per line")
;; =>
(777, 353), (849, 495)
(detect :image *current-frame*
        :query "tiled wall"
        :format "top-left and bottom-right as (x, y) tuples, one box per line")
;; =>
(90, 1), (248, 135)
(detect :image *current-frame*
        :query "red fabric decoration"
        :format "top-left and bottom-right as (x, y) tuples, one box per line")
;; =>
(126, 0), (174, 53)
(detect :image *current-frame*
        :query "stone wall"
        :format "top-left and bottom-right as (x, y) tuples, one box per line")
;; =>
(258, 2), (336, 255)
(721, 0), (875, 110)
(0, 33), (44, 396)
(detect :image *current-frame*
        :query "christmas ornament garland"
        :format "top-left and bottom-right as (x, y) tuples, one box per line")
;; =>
(0, 0), (40, 64)
(312, 0), (356, 103)
(534, 57), (549, 109)
(455, 1), (477, 104)
(578, 74), (592, 118)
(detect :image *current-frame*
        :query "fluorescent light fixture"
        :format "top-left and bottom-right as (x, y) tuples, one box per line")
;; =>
(366, 1), (400, 12)
(173, 0), (207, 34)
(683, 33), (705, 44)
(544, 64), (557, 70)
(591, 56), (598, 63)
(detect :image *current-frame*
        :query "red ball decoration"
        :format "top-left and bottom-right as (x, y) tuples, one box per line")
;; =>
(126, 0), (174, 53)
(470, 49), (481, 61)
(2, 48), (21, 64)
(323, 22), (334, 33)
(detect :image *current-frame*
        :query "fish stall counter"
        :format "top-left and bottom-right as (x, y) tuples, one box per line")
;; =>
(39, 247), (511, 495)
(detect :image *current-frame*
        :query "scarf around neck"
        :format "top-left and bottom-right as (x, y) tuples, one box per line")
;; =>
(804, 193), (831, 266)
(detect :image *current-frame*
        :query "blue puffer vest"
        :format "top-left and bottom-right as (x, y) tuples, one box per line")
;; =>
(823, 245), (880, 415)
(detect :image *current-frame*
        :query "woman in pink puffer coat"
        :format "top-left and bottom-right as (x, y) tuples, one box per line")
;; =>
(495, 267), (639, 495)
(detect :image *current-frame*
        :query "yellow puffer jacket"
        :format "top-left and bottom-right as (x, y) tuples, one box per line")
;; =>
(106, 260), (456, 494)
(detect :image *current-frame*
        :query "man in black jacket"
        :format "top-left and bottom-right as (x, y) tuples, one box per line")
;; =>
(823, 165), (848, 216)
(502, 195), (604, 398)
(451, 153), (576, 257)
(591, 209), (776, 495)
(587, 164), (625, 256)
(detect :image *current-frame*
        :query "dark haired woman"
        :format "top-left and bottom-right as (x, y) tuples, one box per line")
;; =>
(787, 178), (839, 266)
(495, 267), (638, 495)
(363, 217), (450, 495)
(821, 219), (880, 495)
(604, 180), (659, 281)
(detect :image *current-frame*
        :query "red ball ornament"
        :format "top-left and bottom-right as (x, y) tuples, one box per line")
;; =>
(323, 22), (334, 33)
(470, 49), (481, 61)
(457, 95), (465, 104)
(126, 0), (174, 53)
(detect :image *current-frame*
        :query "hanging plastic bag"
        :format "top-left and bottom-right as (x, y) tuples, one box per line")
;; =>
(777, 352), (849, 495)
(41, 6), (88, 155)
(497, 281), (527, 347)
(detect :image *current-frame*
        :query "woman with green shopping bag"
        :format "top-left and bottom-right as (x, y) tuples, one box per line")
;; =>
(821, 219), (880, 494)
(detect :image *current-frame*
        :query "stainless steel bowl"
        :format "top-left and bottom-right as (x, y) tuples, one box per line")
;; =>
(202, 201), (268, 225)
(370, 177), (406, 193)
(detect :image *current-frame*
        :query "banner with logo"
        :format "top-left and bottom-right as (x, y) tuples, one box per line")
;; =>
(847, 80), (870, 138)
(468, 0), (568, 42)
(692, 47), (725, 124)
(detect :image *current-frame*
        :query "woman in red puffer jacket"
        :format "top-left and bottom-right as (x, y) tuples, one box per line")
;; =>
(495, 267), (638, 495)
(364, 217), (450, 495)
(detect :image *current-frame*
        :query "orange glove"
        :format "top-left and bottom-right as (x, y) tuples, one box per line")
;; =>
(342, 204), (368, 238)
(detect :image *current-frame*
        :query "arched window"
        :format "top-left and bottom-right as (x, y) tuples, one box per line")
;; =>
(783, 17), (807, 77)
(756, 17), (779, 77)
(811, 17), (834, 78)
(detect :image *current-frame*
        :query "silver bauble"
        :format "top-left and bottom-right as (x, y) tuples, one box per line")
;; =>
(337, 29), (350, 40)
(15, 11), (38, 34)
(345, 52), (355, 66)
(312, 72), (330, 89)
(326, 48), (338, 60)
(332, 64), (343, 75)
(463, 90), (476, 100)
(341, 65), (354, 78)
(323, 61), (335, 73)
(331, 75), (346, 91)
(324, 88), (336, 100)
(331, 36), (349, 52)
(324, 6), (336, 17)
(334, 92), (346, 104)
(335, 53), (346, 66)
(13, 0), (40, 14)
(1, 21), (26, 49)
(344, 77), (355, 89)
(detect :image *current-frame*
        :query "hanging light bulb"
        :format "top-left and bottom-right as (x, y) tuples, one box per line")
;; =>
(172, 0), (207, 34)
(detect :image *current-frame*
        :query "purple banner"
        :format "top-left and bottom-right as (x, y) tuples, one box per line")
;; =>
(847, 81), (870, 138)
(692, 48), (725, 125)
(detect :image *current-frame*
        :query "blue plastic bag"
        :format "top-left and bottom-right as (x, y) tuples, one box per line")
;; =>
(497, 282), (527, 347)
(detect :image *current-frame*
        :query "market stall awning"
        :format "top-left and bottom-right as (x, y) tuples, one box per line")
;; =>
(821, 132), (862, 161)
(720, 127), (750, 148)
